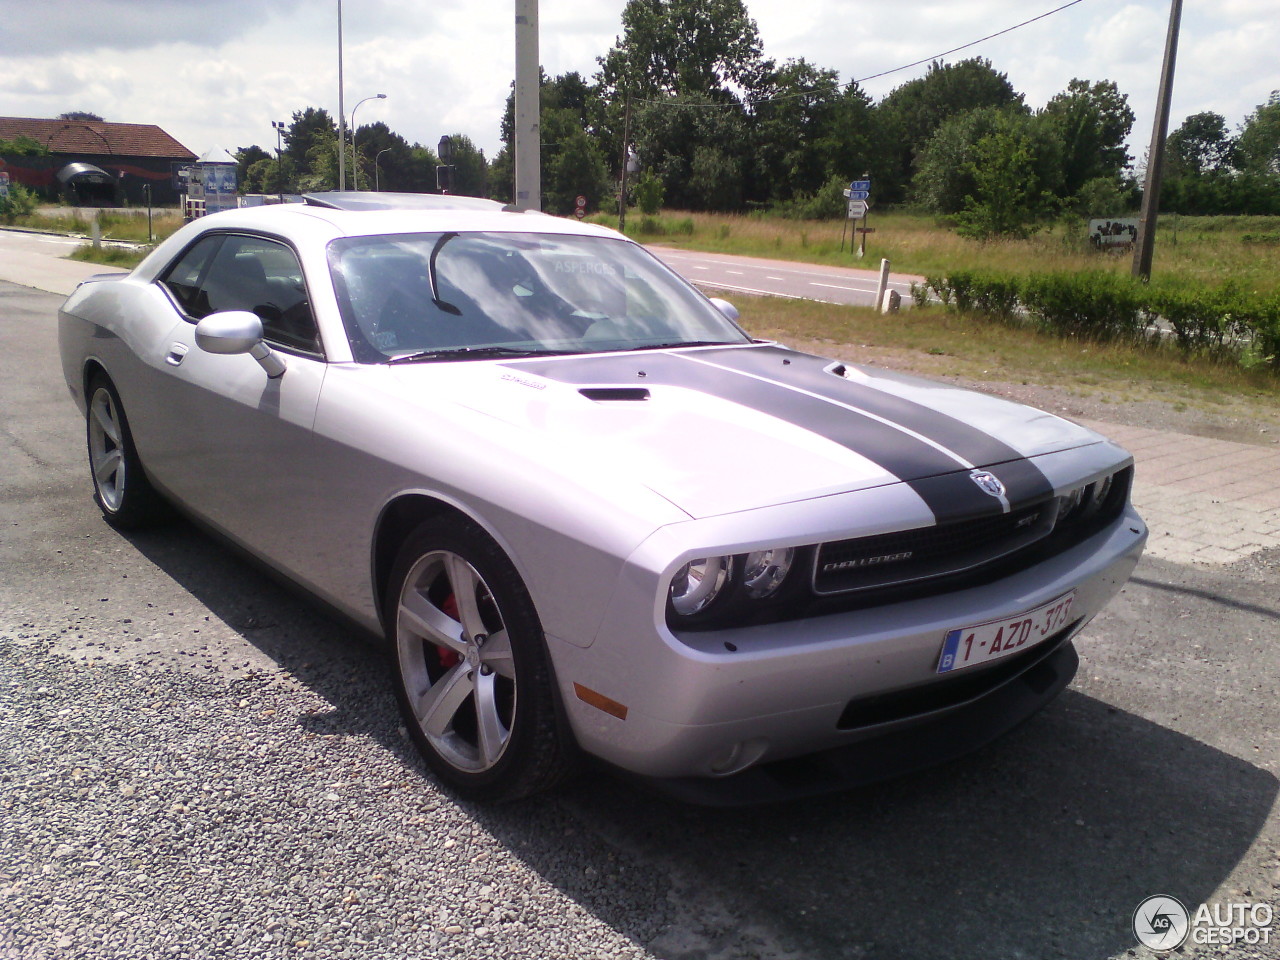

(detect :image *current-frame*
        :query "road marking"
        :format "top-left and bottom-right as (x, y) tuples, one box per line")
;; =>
(811, 281), (876, 292)
(688, 278), (841, 304)
(727, 270), (744, 275)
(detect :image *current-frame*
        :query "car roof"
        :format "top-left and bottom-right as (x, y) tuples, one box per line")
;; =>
(132, 195), (630, 282)
(204, 195), (622, 243)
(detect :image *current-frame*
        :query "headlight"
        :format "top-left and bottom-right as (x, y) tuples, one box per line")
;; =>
(1060, 483), (1086, 518)
(1060, 471), (1118, 523)
(669, 556), (734, 616)
(742, 548), (794, 599)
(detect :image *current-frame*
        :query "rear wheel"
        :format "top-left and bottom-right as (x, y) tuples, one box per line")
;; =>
(85, 374), (167, 529)
(386, 515), (575, 801)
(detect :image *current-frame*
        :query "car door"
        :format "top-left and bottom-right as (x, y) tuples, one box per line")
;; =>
(146, 231), (331, 578)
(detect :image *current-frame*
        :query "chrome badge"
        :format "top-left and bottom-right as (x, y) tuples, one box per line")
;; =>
(970, 470), (1006, 498)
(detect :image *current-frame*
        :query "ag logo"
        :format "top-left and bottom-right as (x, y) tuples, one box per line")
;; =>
(1133, 895), (1190, 950)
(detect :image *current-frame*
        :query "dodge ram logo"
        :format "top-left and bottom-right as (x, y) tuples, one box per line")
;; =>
(970, 470), (1006, 498)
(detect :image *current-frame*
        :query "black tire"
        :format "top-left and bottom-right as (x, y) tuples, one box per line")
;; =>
(85, 373), (168, 529)
(385, 514), (576, 802)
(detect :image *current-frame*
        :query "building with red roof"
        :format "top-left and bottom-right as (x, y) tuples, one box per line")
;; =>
(0, 117), (198, 206)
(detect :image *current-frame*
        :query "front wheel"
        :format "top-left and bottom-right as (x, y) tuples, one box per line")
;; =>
(386, 515), (575, 802)
(85, 374), (168, 529)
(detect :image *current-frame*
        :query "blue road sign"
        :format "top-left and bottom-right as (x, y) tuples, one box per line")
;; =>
(850, 179), (871, 191)
(849, 189), (871, 200)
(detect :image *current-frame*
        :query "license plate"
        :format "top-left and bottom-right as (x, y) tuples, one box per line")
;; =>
(936, 592), (1075, 674)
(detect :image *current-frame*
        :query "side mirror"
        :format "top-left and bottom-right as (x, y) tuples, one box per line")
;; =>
(195, 311), (286, 378)
(708, 297), (739, 322)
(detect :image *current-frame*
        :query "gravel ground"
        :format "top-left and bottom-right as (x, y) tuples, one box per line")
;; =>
(0, 635), (670, 960)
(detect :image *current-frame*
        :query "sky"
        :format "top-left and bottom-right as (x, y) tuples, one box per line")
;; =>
(1, 0), (1277, 170)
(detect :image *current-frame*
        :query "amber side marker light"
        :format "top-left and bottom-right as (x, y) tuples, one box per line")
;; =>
(573, 683), (628, 720)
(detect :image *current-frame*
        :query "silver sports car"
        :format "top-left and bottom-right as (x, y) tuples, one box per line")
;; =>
(58, 193), (1147, 804)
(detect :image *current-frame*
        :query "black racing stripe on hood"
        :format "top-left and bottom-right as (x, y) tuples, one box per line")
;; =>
(508, 352), (1012, 522)
(686, 345), (1056, 509)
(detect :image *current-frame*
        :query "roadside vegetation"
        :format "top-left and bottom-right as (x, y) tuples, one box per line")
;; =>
(740, 294), (1280, 423)
(612, 209), (1280, 294)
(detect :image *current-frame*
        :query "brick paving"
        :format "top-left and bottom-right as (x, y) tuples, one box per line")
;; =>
(1080, 419), (1280, 565)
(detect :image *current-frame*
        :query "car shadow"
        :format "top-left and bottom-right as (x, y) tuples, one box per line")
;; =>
(119, 518), (1277, 960)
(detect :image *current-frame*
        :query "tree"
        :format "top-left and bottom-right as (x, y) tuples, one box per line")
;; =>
(875, 58), (1024, 202)
(913, 107), (1062, 216)
(351, 121), (416, 191)
(1166, 111), (1235, 175)
(750, 58), (846, 203)
(543, 120), (612, 215)
(1040, 79), (1134, 197)
(442, 134), (488, 197)
(58, 111), (104, 122)
(285, 108), (338, 172)
(596, 0), (769, 101)
(235, 144), (272, 191)
(953, 112), (1060, 239)
(631, 91), (751, 210)
(496, 70), (613, 209)
(1237, 91), (1280, 175)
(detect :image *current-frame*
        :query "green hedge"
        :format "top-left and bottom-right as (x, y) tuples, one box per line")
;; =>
(921, 270), (1280, 370)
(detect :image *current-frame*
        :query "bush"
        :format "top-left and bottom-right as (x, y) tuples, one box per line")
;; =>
(0, 184), (39, 223)
(770, 174), (849, 221)
(1018, 271), (1147, 342)
(927, 267), (1280, 371)
(634, 171), (664, 215)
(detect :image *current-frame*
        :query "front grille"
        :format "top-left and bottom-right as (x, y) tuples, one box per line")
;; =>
(813, 466), (1131, 596)
(814, 501), (1056, 594)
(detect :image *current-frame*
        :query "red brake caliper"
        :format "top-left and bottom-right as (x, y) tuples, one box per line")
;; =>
(437, 594), (462, 669)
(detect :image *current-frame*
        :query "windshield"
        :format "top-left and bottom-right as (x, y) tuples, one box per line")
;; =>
(327, 231), (750, 362)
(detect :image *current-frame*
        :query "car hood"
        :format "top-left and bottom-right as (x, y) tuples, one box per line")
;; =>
(393, 344), (1103, 520)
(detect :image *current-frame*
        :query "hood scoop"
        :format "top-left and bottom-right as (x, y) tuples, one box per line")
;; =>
(579, 387), (650, 402)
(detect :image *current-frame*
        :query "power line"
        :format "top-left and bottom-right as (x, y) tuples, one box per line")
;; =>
(853, 0), (1089, 86)
(628, 0), (1091, 110)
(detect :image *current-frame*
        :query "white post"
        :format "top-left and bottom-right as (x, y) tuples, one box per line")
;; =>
(513, 0), (541, 211)
(875, 258), (890, 310)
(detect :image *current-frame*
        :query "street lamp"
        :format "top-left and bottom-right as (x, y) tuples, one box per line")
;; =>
(350, 93), (387, 191)
(271, 120), (286, 203)
(374, 147), (392, 192)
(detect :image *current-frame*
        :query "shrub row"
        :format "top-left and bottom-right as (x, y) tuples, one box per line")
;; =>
(915, 270), (1280, 370)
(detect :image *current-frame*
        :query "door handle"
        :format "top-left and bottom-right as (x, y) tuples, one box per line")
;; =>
(165, 343), (188, 366)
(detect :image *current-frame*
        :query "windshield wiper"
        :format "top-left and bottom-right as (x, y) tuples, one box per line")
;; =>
(387, 346), (576, 364)
(626, 340), (738, 352)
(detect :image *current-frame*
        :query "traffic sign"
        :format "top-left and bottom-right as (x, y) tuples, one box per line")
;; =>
(847, 199), (868, 218)
(575, 195), (587, 207)
(849, 179), (871, 192)
(848, 189), (870, 200)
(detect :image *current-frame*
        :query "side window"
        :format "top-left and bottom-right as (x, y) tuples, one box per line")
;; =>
(160, 235), (224, 317)
(162, 234), (320, 355)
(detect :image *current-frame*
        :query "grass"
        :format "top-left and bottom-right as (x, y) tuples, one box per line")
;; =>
(606, 209), (1280, 295)
(11, 206), (185, 244)
(67, 245), (150, 268)
(738, 293), (1280, 420)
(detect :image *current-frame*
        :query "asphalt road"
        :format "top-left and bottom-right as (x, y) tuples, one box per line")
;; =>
(650, 247), (920, 308)
(1, 279), (1278, 960)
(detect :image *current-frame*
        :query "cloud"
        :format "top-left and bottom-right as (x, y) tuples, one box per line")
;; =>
(0, 0), (308, 56)
(1, 0), (1275, 164)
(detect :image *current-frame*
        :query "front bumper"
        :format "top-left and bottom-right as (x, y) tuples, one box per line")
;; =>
(635, 635), (1079, 806)
(548, 505), (1146, 784)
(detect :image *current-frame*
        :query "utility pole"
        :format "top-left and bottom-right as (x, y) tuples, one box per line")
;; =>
(513, 0), (541, 211)
(337, 0), (347, 192)
(1132, 0), (1182, 281)
(617, 93), (632, 233)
